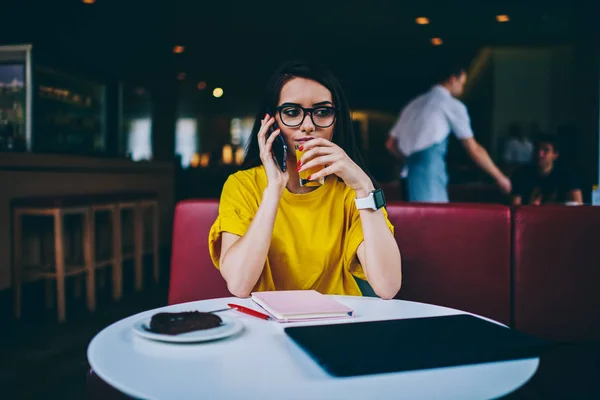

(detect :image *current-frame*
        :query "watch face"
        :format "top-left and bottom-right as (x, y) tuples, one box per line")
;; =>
(373, 189), (386, 208)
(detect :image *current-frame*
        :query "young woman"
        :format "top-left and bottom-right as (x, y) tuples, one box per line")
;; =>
(208, 60), (402, 299)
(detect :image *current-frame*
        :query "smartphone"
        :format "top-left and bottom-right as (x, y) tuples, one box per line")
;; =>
(268, 117), (287, 172)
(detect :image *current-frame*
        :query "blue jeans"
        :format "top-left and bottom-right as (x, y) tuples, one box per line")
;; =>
(405, 138), (449, 203)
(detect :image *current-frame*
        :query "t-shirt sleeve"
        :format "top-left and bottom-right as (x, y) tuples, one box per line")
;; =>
(208, 175), (257, 269)
(345, 204), (395, 280)
(446, 100), (474, 140)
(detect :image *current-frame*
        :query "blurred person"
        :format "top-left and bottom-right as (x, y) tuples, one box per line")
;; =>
(208, 61), (402, 299)
(511, 134), (582, 205)
(503, 122), (533, 167)
(386, 63), (511, 202)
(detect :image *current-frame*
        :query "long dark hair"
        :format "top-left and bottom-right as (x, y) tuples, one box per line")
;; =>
(241, 60), (378, 187)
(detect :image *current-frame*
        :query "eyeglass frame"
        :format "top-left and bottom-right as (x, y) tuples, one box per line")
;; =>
(275, 104), (338, 128)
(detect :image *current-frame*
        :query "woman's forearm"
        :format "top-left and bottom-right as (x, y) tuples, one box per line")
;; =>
(220, 187), (282, 297)
(359, 210), (402, 299)
(355, 185), (402, 300)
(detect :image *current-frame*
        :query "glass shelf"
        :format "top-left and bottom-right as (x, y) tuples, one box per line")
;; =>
(0, 45), (30, 152)
(0, 44), (109, 155)
(33, 66), (106, 155)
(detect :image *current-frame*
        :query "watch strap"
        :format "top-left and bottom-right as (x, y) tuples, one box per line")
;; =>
(355, 192), (377, 210)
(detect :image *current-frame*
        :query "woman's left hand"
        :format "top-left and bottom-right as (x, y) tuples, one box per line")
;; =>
(297, 138), (373, 195)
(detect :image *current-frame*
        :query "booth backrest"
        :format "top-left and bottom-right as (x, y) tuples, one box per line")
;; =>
(512, 206), (600, 342)
(386, 203), (512, 325)
(168, 200), (230, 305)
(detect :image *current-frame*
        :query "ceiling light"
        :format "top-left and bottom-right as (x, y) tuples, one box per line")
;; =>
(416, 17), (430, 25)
(197, 81), (207, 90)
(82, 0), (96, 4)
(173, 45), (185, 54)
(431, 37), (443, 46)
(177, 72), (186, 81)
(496, 15), (510, 23)
(213, 88), (224, 98)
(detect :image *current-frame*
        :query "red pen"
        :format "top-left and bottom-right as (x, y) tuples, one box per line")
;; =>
(228, 303), (272, 320)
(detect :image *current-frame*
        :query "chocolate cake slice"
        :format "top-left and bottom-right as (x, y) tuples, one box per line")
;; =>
(149, 311), (222, 335)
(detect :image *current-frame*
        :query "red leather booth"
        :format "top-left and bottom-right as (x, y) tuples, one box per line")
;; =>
(165, 199), (600, 342)
(512, 206), (600, 342)
(167, 200), (230, 306)
(386, 203), (512, 325)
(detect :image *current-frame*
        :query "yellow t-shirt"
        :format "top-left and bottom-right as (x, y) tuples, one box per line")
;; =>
(208, 166), (394, 296)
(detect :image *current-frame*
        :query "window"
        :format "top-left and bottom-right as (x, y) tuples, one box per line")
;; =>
(175, 118), (198, 168)
(121, 84), (152, 160)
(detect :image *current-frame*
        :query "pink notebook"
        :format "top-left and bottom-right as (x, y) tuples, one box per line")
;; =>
(251, 290), (354, 322)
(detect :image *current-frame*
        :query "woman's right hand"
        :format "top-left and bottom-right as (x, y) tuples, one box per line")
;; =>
(258, 114), (289, 194)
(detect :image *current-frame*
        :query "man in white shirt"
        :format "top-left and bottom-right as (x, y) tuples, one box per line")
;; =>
(503, 123), (533, 166)
(386, 64), (511, 202)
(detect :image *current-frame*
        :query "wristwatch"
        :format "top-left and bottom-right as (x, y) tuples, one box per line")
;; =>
(355, 188), (386, 210)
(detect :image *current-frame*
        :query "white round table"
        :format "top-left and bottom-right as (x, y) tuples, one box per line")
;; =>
(87, 296), (539, 400)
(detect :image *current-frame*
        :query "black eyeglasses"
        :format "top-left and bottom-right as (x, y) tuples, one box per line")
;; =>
(275, 104), (337, 128)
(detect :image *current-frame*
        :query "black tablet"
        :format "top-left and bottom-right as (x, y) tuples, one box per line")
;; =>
(284, 314), (548, 377)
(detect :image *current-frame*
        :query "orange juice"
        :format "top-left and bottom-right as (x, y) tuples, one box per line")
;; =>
(295, 144), (325, 187)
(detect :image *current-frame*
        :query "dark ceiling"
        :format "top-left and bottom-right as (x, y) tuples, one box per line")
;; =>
(0, 0), (592, 112)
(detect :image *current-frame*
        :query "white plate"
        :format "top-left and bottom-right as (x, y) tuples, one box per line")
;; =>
(132, 315), (244, 343)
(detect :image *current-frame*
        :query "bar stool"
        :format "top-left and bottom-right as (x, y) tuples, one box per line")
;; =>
(138, 197), (160, 285)
(114, 199), (137, 295)
(94, 192), (159, 297)
(89, 201), (125, 301)
(12, 195), (96, 322)
(12, 192), (160, 322)
(116, 192), (160, 289)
